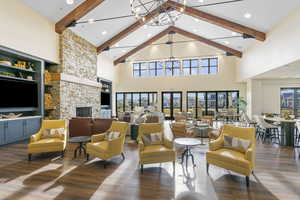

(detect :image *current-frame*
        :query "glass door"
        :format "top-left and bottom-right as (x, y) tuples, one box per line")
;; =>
(162, 92), (182, 120)
(217, 92), (227, 113)
(207, 92), (217, 116)
(187, 92), (196, 118)
(197, 92), (206, 118)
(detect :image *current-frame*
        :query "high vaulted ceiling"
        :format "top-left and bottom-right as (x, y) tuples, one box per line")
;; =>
(21, 0), (300, 60)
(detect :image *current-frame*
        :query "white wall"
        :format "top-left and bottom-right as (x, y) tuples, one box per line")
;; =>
(97, 54), (118, 115)
(237, 6), (300, 81)
(0, 0), (59, 63)
(247, 79), (300, 117)
(115, 34), (246, 113)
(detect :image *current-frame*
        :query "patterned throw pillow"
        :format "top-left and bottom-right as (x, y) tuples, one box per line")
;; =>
(223, 135), (251, 153)
(105, 131), (121, 141)
(142, 132), (162, 146)
(42, 128), (65, 139)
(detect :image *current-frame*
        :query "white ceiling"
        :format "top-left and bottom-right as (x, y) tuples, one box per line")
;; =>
(254, 59), (300, 79)
(20, 0), (300, 60)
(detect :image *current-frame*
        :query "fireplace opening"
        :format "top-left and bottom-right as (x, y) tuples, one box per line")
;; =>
(76, 107), (92, 117)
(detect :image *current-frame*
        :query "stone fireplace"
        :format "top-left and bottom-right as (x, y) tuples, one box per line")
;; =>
(50, 30), (101, 119)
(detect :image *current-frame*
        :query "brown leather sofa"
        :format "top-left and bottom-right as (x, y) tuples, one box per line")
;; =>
(69, 117), (113, 137)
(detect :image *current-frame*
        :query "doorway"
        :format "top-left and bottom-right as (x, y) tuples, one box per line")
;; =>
(162, 92), (182, 120)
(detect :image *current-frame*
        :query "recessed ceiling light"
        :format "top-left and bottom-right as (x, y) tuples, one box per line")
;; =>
(198, 0), (204, 3)
(66, 0), (74, 5)
(223, 41), (230, 45)
(115, 43), (119, 47)
(147, 33), (152, 37)
(194, 18), (199, 22)
(88, 18), (95, 24)
(231, 32), (237, 36)
(180, 7), (185, 13)
(193, 29), (197, 33)
(102, 30), (107, 35)
(244, 13), (252, 19)
(122, 50), (126, 53)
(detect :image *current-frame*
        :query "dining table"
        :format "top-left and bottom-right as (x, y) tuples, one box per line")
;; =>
(264, 117), (297, 147)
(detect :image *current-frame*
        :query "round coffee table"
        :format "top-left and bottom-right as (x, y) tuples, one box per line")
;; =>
(68, 136), (91, 158)
(174, 138), (201, 168)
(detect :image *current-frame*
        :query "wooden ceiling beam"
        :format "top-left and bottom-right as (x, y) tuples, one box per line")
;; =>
(97, 1), (170, 53)
(114, 26), (242, 65)
(113, 27), (173, 65)
(55, 0), (105, 34)
(170, 26), (242, 57)
(167, 1), (266, 41)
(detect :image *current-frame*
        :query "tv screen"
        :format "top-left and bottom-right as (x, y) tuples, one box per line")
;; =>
(101, 93), (110, 106)
(0, 78), (38, 108)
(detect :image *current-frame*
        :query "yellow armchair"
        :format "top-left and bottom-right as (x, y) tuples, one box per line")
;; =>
(138, 123), (176, 173)
(206, 125), (256, 187)
(28, 120), (68, 161)
(86, 121), (129, 168)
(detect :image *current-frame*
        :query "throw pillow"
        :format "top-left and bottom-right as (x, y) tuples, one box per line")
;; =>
(42, 128), (65, 139)
(142, 132), (162, 146)
(223, 135), (251, 153)
(105, 131), (121, 141)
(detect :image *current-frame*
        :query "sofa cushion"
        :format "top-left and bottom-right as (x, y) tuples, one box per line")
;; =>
(69, 118), (92, 137)
(141, 145), (173, 158)
(206, 149), (250, 168)
(87, 141), (109, 153)
(29, 138), (64, 149)
(92, 118), (113, 135)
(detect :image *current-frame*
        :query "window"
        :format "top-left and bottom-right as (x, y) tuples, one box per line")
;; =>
(133, 57), (218, 77)
(116, 92), (158, 115)
(132, 62), (149, 77)
(200, 58), (218, 74)
(280, 88), (300, 117)
(183, 59), (199, 75)
(149, 62), (156, 76)
(187, 91), (239, 118)
(165, 60), (181, 76)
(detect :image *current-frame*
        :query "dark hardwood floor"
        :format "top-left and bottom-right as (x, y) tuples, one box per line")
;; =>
(1, 126), (300, 200)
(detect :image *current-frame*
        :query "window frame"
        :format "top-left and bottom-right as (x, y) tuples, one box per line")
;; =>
(200, 57), (218, 75)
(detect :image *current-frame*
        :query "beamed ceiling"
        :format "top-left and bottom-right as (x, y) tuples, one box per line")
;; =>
(21, 0), (300, 62)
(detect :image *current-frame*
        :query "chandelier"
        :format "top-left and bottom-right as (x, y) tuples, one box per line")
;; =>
(130, 0), (185, 26)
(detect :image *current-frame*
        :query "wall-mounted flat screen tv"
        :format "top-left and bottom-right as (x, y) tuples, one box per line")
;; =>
(0, 78), (38, 108)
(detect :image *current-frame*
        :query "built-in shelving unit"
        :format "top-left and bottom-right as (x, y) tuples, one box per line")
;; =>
(0, 45), (45, 146)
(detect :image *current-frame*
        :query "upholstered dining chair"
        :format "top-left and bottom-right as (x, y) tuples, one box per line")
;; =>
(28, 120), (68, 161)
(206, 125), (256, 187)
(86, 121), (129, 168)
(138, 123), (176, 173)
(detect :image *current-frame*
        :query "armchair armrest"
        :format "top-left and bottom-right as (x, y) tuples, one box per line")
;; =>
(245, 148), (254, 162)
(138, 140), (144, 151)
(108, 136), (123, 153)
(208, 137), (224, 151)
(91, 133), (107, 143)
(30, 130), (42, 143)
(163, 138), (173, 149)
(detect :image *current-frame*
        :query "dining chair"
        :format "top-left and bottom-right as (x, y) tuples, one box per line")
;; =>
(255, 116), (280, 144)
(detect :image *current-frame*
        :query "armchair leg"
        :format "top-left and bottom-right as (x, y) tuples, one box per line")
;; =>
(173, 161), (175, 172)
(246, 176), (250, 187)
(121, 152), (125, 160)
(28, 154), (32, 161)
(86, 153), (89, 161)
(141, 164), (144, 173)
(103, 161), (107, 169)
(206, 163), (209, 174)
(61, 150), (64, 158)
